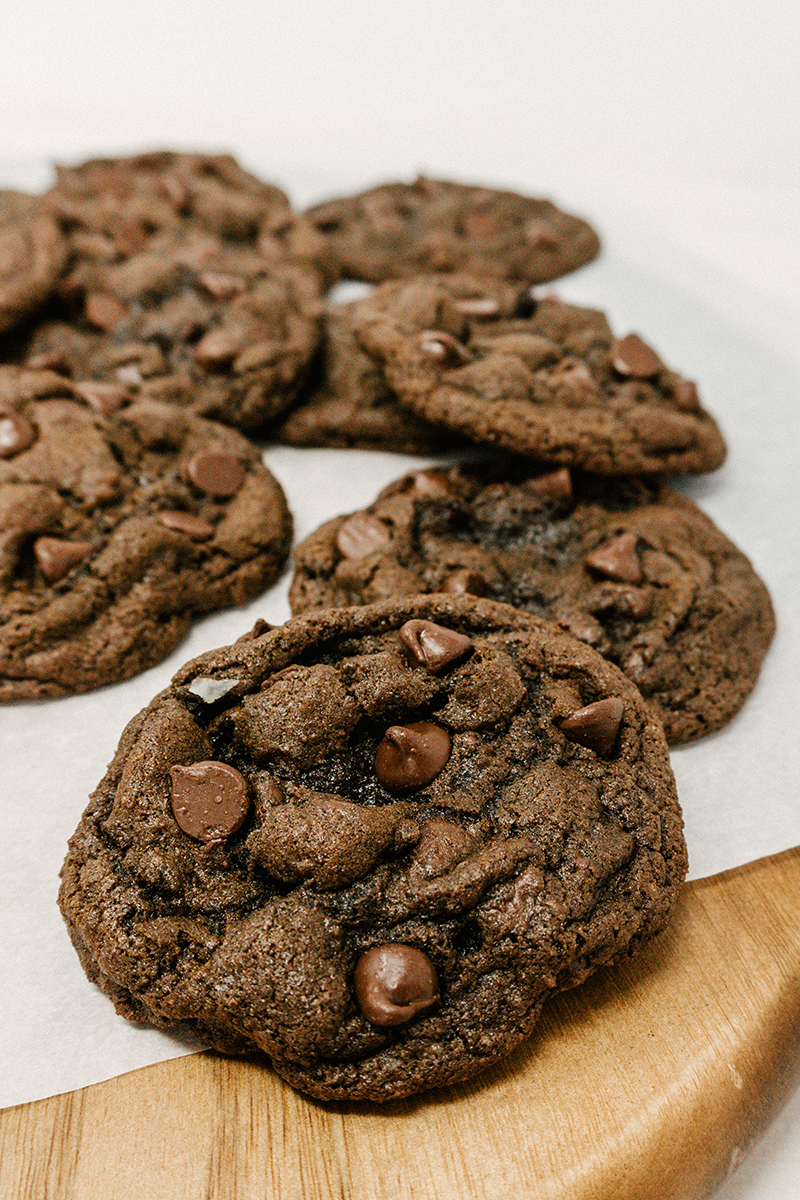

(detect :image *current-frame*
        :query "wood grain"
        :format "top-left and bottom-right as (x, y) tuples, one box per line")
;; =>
(3, 846), (800, 1200)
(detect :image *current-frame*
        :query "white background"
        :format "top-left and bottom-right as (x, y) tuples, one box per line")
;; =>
(1, 3), (799, 1197)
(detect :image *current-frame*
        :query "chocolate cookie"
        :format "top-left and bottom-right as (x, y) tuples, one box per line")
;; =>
(16, 233), (323, 431)
(0, 190), (68, 333)
(304, 176), (600, 284)
(0, 366), (292, 700)
(289, 463), (775, 744)
(47, 150), (336, 288)
(271, 297), (466, 453)
(58, 594), (686, 1102)
(353, 276), (727, 476)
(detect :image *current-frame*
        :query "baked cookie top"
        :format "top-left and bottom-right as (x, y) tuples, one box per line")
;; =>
(59, 594), (686, 1102)
(16, 233), (323, 431)
(352, 275), (727, 476)
(304, 176), (600, 284)
(0, 190), (68, 334)
(289, 462), (774, 744)
(47, 150), (336, 287)
(0, 366), (291, 700)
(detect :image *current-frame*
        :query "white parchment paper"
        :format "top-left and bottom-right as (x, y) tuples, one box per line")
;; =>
(1, 181), (798, 1113)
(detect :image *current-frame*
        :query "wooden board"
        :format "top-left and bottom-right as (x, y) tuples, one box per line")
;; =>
(3, 846), (800, 1200)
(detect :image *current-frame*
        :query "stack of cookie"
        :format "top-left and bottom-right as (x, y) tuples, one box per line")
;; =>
(1, 158), (773, 1102)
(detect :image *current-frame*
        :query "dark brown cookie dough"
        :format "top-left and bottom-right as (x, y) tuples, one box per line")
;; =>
(59, 594), (686, 1102)
(289, 462), (775, 743)
(270, 297), (467, 453)
(47, 150), (336, 289)
(353, 275), (727, 476)
(0, 366), (292, 700)
(15, 233), (323, 431)
(304, 176), (600, 284)
(0, 190), (68, 334)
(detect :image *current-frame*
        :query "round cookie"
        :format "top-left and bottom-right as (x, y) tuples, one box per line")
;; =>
(0, 190), (68, 334)
(16, 233), (323, 431)
(289, 463), (775, 744)
(353, 275), (727, 476)
(304, 176), (600, 284)
(0, 366), (292, 700)
(58, 594), (686, 1103)
(47, 149), (336, 288)
(271, 297), (467, 453)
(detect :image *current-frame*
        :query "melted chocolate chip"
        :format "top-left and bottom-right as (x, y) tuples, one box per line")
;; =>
(354, 944), (440, 1027)
(584, 532), (643, 584)
(157, 510), (215, 540)
(194, 328), (243, 371)
(84, 292), (129, 331)
(399, 619), (474, 673)
(169, 760), (250, 843)
(0, 409), (37, 459)
(418, 330), (471, 368)
(33, 536), (93, 583)
(335, 512), (390, 560)
(611, 334), (663, 379)
(187, 450), (246, 498)
(374, 721), (452, 792)
(440, 568), (488, 597)
(560, 697), (624, 757)
(529, 467), (572, 502)
(413, 820), (473, 877)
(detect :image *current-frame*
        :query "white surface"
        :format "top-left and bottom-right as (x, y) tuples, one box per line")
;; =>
(1, 3), (799, 1194)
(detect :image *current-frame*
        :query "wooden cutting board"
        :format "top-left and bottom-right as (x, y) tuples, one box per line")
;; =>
(3, 846), (800, 1200)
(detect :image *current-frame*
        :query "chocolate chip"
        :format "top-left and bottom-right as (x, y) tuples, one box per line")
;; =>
(194, 328), (244, 370)
(198, 271), (246, 300)
(405, 469), (451, 497)
(551, 356), (599, 393)
(440, 568), (488, 597)
(584, 532), (643, 584)
(84, 292), (129, 331)
(33, 536), (93, 583)
(529, 467), (572, 502)
(560, 697), (624, 757)
(413, 820), (473, 877)
(157, 510), (214, 540)
(611, 334), (663, 379)
(0, 409), (37, 459)
(418, 330), (471, 368)
(25, 350), (72, 375)
(353, 944), (440, 1027)
(187, 450), (246, 498)
(454, 296), (501, 317)
(335, 512), (390, 560)
(673, 378), (701, 412)
(73, 380), (133, 415)
(399, 619), (474, 673)
(374, 721), (452, 792)
(169, 760), (250, 843)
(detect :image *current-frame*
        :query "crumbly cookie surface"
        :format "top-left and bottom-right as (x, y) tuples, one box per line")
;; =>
(304, 176), (600, 284)
(0, 366), (291, 700)
(353, 275), (727, 476)
(59, 594), (686, 1102)
(15, 233), (323, 431)
(290, 463), (774, 743)
(0, 190), (68, 334)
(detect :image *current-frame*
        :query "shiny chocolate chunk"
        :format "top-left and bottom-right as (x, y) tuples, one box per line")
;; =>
(187, 449), (246, 498)
(335, 511), (390, 560)
(584, 532), (643, 584)
(413, 819), (473, 877)
(157, 509), (215, 541)
(440, 568), (488, 597)
(84, 291), (129, 331)
(529, 466), (572, 502)
(560, 697), (624, 757)
(194, 328), (243, 371)
(375, 721), (452, 792)
(399, 619), (473, 673)
(169, 760), (250, 843)
(418, 330), (471, 368)
(33, 536), (93, 583)
(354, 943), (440, 1027)
(611, 333), (663, 379)
(0, 409), (37, 459)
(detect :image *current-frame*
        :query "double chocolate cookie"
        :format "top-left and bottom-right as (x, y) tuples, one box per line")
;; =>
(289, 463), (775, 744)
(59, 594), (686, 1102)
(0, 366), (291, 700)
(353, 275), (727, 476)
(17, 233), (323, 431)
(305, 177), (600, 284)
(0, 189), (68, 334)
